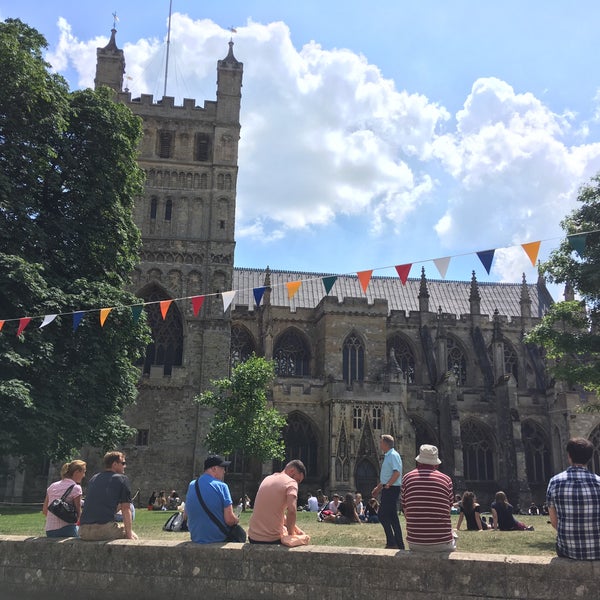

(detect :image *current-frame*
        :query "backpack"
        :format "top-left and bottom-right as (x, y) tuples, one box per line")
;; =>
(163, 511), (187, 532)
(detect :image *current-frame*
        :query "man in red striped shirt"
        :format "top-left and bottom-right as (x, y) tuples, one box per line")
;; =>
(401, 444), (456, 552)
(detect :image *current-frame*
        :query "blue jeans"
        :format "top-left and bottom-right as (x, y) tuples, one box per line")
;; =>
(378, 486), (404, 549)
(47, 524), (79, 538)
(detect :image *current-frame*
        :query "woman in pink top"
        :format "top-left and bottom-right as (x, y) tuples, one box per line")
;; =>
(42, 460), (86, 538)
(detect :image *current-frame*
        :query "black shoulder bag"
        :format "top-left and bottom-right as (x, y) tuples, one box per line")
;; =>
(194, 479), (246, 542)
(47, 484), (78, 523)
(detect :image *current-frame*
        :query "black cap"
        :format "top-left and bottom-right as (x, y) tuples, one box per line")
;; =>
(204, 455), (231, 470)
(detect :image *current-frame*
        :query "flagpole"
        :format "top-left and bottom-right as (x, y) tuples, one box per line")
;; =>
(163, 0), (173, 97)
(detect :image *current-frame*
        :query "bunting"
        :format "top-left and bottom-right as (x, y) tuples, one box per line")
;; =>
(286, 281), (301, 300)
(433, 257), (450, 279)
(395, 264), (412, 285)
(222, 290), (236, 313)
(568, 233), (587, 258)
(131, 305), (144, 323)
(521, 241), (541, 267)
(100, 308), (112, 327)
(39, 314), (57, 329)
(73, 312), (84, 332)
(17, 317), (31, 336)
(322, 276), (337, 295)
(0, 320), (4, 332)
(191, 295), (205, 317)
(160, 300), (172, 320)
(477, 249), (495, 275)
(253, 287), (266, 307)
(357, 270), (373, 293)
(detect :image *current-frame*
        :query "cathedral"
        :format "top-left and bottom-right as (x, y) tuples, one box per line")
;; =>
(4, 28), (600, 508)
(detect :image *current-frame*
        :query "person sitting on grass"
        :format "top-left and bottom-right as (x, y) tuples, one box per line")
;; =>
(456, 491), (489, 531)
(362, 497), (380, 523)
(324, 493), (360, 524)
(491, 491), (534, 531)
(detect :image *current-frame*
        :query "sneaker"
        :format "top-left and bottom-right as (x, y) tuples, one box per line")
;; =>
(526, 526), (535, 531)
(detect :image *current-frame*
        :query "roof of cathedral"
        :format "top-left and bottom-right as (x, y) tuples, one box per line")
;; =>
(232, 267), (554, 319)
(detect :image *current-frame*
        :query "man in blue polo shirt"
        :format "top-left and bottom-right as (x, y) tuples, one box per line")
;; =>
(372, 434), (405, 549)
(547, 437), (600, 560)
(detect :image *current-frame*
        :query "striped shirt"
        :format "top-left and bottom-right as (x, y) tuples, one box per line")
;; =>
(401, 465), (454, 545)
(546, 466), (600, 560)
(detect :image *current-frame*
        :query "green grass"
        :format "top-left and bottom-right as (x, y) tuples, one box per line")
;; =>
(0, 507), (556, 556)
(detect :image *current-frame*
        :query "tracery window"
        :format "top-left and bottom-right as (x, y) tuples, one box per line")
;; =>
(411, 415), (438, 457)
(343, 333), (364, 385)
(353, 407), (363, 430)
(447, 337), (467, 386)
(276, 413), (318, 476)
(461, 420), (495, 480)
(386, 334), (416, 383)
(158, 130), (173, 159)
(521, 420), (552, 483)
(195, 133), (210, 162)
(273, 329), (310, 377)
(230, 324), (256, 370)
(150, 197), (157, 219)
(371, 406), (382, 430)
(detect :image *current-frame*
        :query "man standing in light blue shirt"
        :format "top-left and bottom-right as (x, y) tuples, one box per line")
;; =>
(372, 434), (405, 549)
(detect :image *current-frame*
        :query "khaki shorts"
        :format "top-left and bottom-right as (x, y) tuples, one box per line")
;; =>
(79, 522), (127, 541)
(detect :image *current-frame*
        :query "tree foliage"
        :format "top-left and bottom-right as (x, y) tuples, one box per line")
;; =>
(525, 173), (600, 407)
(0, 19), (150, 461)
(196, 355), (287, 463)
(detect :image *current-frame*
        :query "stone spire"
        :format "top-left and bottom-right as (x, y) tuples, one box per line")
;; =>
(418, 266), (430, 313)
(520, 273), (532, 318)
(469, 271), (481, 315)
(94, 28), (125, 92)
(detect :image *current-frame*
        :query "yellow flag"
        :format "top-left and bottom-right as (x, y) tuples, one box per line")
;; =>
(286, 281), (302, 299)
(100, 308), (112, 327)
(521, 241), (541, 267)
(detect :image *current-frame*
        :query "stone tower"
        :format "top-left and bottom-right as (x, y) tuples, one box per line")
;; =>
(94, 30), (243, 492)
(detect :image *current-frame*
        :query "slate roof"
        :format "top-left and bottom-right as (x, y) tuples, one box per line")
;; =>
(232, 268), (555, 320)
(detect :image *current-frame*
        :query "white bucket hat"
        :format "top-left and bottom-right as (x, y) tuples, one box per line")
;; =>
(415, 444), (441, 465)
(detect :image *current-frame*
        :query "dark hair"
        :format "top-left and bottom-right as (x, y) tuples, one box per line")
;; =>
(566, 437), (594, 465)
(103, 451), (124, 469)
(286, 459), (306, 477)
(461, 490), (475, 512)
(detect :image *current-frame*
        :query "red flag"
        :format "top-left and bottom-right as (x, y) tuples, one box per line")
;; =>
(191, 296), (205, 317)
(17, 317), (31, 336)
(395, 264), (412, 285)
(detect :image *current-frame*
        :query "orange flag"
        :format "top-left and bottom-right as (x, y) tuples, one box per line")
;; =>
(357, 270), (373, 293)
(0, 320), (4, 332)
(521, 241), (541, 266)
(286, 281), (301, 300)
(100, 308), (112, 327)
(160, 300), (172, 320)
(395, 263), (412, 285)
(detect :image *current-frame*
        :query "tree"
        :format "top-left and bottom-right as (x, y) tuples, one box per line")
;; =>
(0, 19), (150, 462)
(196, 355), (287, 501)
(525, 173), (600, 409)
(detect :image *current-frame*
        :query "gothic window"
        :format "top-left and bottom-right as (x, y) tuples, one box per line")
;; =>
(343, 332), (364, 386)
(140, 286), (183, 376)
(230, 324), (256, 369)
(410, 415), (438, 457)
(590, 425), (600, 475)
(504, 342), (519, 383)
(164, 198), (173, 221)
(447, 337), (467, 386)
(461, 420), (495, 481)
(372, 406), (382, 430)
(225, 174), (232, 190)
(150, 197), (157, 219)
(276, 412), (318, 476)
(387, 334), (416, 383)
(200, 173), (208, 189)
(217, 173), (225, 190)
(194, 133), (211, 162)
(521, 420), (552, 483)
(274, 329), (310, 377)
(135, 429), (149, 446)
(158, 130), (173, 159)
(353, 406), (362, 430)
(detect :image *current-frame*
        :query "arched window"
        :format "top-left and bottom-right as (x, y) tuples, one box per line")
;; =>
(230, 324), (256, 370)
(273, 329), (310, 377)
(521, 420), (552, 483)
(504, 342), (519, 383)
(590, 425), (600, 475)
(461, 420), (495, 481)
(164, 198), (173, 221)
(140, 286), (183, 376)
(342, 332), (364, 385)
(386, 334), (416, 383)
(195, 133), (210, 162)
(371, 406), (382, 430)
(150, 197), (158, 219)
(447, 337), (467, 386)
(410, 415), (438, 457)
(276, 412), (318, 476)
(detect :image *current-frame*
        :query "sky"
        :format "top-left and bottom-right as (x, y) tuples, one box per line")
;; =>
(3, 1), (600, 298)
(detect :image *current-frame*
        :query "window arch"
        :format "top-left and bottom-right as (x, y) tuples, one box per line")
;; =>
(447, 336), (467, 386)
(150, 197), (158, 219)
(386, 334), (416, 383)
(164, 198), (173, 221)
(139, 285), (183, 376)
(461, 420), (495, 481)
(590, 425), (600, 475)
(521, 420), (552, 484)
(410, 415), (438, 457)
(504, 342), (519, 383)
(276, 412), (318, 476)
(230, 324), (256, 370)
(273, 328), (310, 377)
(342, 332), (364, 385)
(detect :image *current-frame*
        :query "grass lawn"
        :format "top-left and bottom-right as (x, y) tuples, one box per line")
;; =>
(0, 507), (556, 557)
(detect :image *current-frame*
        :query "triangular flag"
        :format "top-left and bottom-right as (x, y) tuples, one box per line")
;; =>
(100, 308), (112, 327)
(286, 281), (302, 300)
(322, 276), (337, 295)
(73, 312), (84, 332)
(160, 300), (172, 320)
(521, 241), (541, 266)
(39, 314), (57, 329)
(357, 270), (373, 293)
(568, 233), (587, 258)
(17, 317), (31, 336)
(131, 305), (144, 322)
(433, 257), (451, 279)
(476, 249), (495, 275)
(0, 320), (4, 332)
(191, 295), (205, 317)
(395, 264), (412, 285)
(222, 290), (237, 313)
(253, 287), (266, 307)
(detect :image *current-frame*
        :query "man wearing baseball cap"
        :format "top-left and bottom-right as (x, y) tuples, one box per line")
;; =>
(401, 444), (456, 552)
(185, 455), (240, 543)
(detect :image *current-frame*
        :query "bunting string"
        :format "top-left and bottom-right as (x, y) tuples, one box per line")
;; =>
(1, 230), (597, 336)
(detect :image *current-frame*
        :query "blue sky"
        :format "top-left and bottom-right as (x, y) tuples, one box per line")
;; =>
(3, 1), (600, 297)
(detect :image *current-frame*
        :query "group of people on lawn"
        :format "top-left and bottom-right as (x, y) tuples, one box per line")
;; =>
(44, 436), (600, 560)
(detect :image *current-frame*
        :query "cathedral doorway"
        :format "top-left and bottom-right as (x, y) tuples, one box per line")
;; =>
(354, 459), (378, 500)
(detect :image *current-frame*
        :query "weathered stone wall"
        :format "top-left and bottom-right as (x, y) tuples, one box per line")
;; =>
(1, 536), (598, 600)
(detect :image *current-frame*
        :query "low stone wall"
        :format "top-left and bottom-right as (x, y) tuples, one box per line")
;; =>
(1, 535), (598, 600)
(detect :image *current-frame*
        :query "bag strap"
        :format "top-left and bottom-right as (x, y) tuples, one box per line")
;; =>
(60, 484), (75, 502)
(194, 478), (230, 540)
